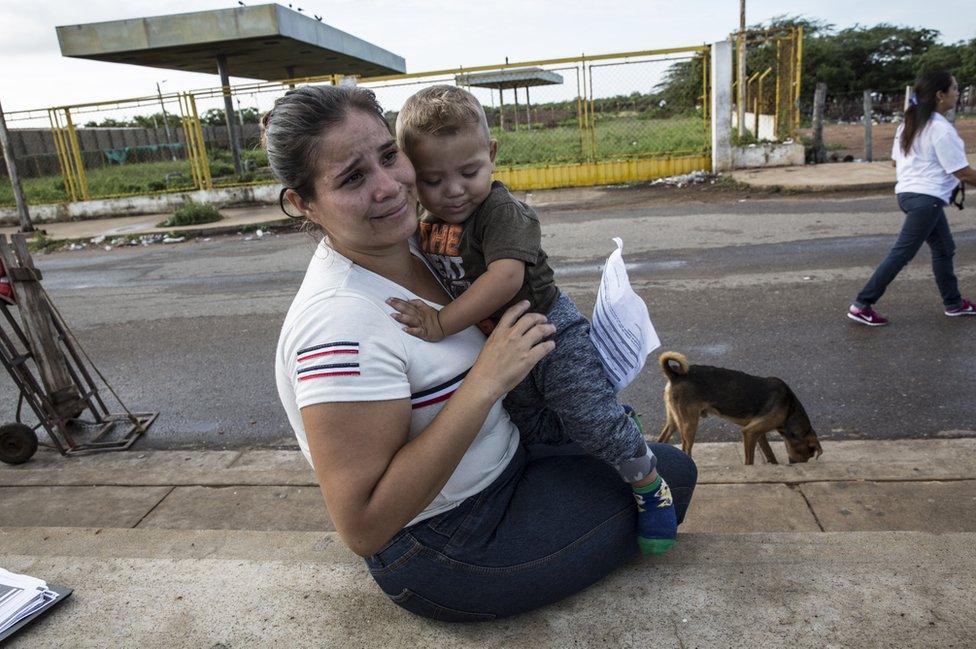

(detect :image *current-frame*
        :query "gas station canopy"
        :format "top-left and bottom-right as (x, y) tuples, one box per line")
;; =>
(455, 68), (564, 90)
(55, 3), (406, 81)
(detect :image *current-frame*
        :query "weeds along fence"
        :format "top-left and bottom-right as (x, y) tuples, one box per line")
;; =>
(1, 45), (711, 207)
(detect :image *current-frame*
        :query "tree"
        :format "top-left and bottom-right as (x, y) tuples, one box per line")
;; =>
(131, 112), (182, 129)
(200, 107), (261, 125)
(914, 38), (976, 88)
(83, 117), (130, 127)
(654, 55), (705, 113)
(655, 16), (952, 113)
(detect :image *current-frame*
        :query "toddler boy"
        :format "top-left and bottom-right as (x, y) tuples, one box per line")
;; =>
(389, 85), (676, 555)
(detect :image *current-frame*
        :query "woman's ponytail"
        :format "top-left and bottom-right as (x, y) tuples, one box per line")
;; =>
(901, 71), (954, 155)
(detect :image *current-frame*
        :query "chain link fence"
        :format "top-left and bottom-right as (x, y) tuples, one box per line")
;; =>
(799, 87), (976, 162)
(2, 46), (711, 207)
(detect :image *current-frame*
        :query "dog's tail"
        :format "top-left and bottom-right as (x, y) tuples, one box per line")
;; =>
(659, 351), (689, 380)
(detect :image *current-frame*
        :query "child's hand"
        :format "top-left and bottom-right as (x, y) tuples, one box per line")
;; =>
(387, 297), (445, 342)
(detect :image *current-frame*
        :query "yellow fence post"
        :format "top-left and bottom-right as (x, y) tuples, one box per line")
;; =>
(178, 93), (203, 190)
(575, 64), (586, 162)
(587, 64), (597, 162)
(182, 96), (197, 187)
(47, 109), (77, 203)
(185, 93), (212, 190)
(702, 49), (710, 138)
(62, 108), (89, 201)
(793, 25), (804, 138)
(756, 67), (772, 137)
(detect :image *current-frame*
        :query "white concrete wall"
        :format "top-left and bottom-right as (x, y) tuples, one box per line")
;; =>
(710, 41), (733, 172)
(0, 184), (283, 226)
(732, 112), (777, 141)
(732, 142), (805, 169)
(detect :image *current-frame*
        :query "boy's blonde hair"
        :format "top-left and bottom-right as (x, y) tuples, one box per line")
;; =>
(396, 85), (490, 155)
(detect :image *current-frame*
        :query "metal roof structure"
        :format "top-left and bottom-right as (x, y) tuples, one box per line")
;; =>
(56, 3), (405, 81)
(455, 68), (564, 90)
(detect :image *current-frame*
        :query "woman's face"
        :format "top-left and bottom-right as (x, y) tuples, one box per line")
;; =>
(296, 110), (418, 257)
(937, 77), (959, 113)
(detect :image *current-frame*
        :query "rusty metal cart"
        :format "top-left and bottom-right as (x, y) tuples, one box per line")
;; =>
(0, 234), (156, 464)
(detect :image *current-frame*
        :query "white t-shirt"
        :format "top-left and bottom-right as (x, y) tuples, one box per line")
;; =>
(275, 238), (519, 526)
(892, 112), (968, 203)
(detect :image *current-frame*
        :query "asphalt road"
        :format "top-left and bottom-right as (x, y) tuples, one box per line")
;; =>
(2, 187), (974, 450)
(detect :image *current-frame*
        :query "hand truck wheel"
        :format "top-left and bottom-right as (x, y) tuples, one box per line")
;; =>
(0, 423), (38, 464)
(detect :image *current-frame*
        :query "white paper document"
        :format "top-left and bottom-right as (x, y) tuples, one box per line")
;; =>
(0, 567), (59, 634)
(590, 238), (661, 392)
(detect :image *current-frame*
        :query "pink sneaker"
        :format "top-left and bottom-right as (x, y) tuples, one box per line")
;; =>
(847, 305), (889, 326)
(945, 299), (976, 317)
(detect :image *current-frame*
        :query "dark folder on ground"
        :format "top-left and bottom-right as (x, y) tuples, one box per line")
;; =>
(0, 568), (72, 643)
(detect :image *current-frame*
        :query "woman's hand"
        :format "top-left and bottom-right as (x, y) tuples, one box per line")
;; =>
(467, 300), (556, 401)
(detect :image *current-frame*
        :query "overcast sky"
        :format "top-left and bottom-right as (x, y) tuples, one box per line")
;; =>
(1, 0), (973, 119)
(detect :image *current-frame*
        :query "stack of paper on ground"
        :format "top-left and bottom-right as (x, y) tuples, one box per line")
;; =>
(590, 238), (661, 392)
(0, 568), (60, 634)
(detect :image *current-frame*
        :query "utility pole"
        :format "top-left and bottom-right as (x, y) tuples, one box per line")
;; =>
(0, 97), (35, 233)
(737, 0), (746, 137)
(156, 81), (177, 161)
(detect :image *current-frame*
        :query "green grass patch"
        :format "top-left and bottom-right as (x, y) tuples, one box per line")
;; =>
(157, 202), (223, 228)
(0, 159), (197, 206)
(494, 116), (708, 166)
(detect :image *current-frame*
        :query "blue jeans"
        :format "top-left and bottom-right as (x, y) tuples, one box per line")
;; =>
(855, 193), (962, 309)
(364, 442), (697, 622)
(504, 292), (652, 479)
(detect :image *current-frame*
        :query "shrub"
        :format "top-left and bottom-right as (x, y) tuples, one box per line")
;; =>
(209, 161), (235, 178)
(242, 149), (268, 167)
(157, 201), (223, 228)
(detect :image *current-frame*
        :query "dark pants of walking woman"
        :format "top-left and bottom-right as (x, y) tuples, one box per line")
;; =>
(365, 442), (697, 622)
(855, 192), (963, 309)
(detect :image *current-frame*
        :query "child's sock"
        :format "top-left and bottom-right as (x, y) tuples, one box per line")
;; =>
(633, 475), (677, 556)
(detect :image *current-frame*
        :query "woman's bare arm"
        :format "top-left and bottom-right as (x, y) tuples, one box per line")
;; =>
(953, 165), (976, 186)
(301, 301), (555, 556)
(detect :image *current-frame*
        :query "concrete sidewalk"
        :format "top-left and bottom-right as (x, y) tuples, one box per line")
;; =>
(0, 204), (291, 242)
(3, 439), (976, 533)
(2, 438), (976, 646)
(730, 152), (976, 191)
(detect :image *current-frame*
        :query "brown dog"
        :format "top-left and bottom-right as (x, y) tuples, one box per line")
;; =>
(657, 351), (822, 465)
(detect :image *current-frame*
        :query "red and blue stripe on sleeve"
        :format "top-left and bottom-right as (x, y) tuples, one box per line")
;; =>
(296, 341), (360, 381)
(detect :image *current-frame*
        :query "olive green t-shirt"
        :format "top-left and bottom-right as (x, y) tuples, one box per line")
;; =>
(418, 181), (558, 333)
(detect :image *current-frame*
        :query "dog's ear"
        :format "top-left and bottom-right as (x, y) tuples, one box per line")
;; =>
(783, 389), (812, 438)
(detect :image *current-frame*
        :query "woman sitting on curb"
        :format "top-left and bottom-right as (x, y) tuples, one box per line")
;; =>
(266, 85), (697, 622)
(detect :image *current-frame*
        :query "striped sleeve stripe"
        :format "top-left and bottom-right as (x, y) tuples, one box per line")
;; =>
(297, 362), (359, 375)
(298, 370), (360, 381)
(297, 341), (359, 358)
(297, 348), (359, 363)
(296, 361), (360, 382)
(410, 369), (469, 409)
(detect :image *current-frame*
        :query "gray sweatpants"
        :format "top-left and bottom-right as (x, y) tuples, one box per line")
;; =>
(503, 292), (655, 482)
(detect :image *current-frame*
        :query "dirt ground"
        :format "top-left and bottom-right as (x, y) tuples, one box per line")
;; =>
(800, 116), (976, 161)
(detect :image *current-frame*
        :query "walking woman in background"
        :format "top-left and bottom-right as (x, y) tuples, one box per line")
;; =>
(848, 70), (976, 326)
